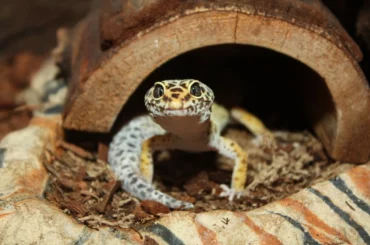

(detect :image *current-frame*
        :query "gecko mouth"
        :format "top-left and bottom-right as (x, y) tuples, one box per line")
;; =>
(152, 107), (198, 117)
(166, 108), (187, 111)
(164, 108), (193, 115)
(146, 101), (212, 116)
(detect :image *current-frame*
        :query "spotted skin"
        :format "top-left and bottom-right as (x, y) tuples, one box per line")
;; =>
(108, 79), (271, 209)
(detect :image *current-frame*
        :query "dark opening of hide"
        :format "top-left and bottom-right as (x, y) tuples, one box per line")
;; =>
(114, 44), (335, 137)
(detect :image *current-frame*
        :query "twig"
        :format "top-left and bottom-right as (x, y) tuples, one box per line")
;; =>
(80, 190), (100, 200)
(78, 214), (135, 228)
(57, 140), (95, 160)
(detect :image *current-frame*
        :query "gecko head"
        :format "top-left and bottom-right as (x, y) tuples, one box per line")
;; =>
(144, 79), (215, 123)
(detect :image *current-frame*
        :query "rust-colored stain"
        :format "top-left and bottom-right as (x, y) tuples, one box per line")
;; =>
(280, 198), (351, 244)
(30, 116), (61, 131)
(126, 229), (144, 244)
(348, 165), (370, 199)
(17, 167), (48, 196)
(194, 215), (219, 245)
(0, 212), (13, 218)
(307, 225), (344, 245)
(30, 116), (62, 143)
(235, 212), (282, 245)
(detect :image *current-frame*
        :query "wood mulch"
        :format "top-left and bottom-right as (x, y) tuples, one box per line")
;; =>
(43, 126), (356, 230)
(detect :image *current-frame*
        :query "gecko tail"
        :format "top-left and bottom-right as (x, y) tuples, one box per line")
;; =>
(121, 173), (194, 209)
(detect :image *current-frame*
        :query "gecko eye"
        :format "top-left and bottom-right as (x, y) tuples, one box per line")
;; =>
(190, 82), (202, 97)
(153, 84), (164, 99)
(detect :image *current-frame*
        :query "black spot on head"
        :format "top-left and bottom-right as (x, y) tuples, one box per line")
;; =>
(180, 83), (188, 89)
(184, 94), (191, 101)
(127, 172), (134, 178)
(171, 94), (180, 99)
(163, 95), (170, 102)
(127, 143), (136, 148)
(166, 83), (176, 89)
(133, 127), (140, 131)
(170, 88), (183, 92)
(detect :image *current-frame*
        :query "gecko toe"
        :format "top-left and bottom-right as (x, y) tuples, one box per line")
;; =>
(219, 184), (244, 201)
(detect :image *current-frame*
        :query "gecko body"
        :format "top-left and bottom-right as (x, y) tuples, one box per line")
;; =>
(108, 79), (270, 209)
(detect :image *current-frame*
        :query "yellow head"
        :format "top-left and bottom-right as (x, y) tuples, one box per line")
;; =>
(144, 79), (214, 123)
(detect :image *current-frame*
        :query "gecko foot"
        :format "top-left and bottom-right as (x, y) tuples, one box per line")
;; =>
(178, 201), (195, 209)
(219, 184), (244, 201)
(251, 133), (276, 149)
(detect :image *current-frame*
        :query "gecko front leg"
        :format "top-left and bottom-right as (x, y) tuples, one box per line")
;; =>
(140, 133), (174, 183)
(138, 133), (194, 208)
(215, 107), (273, 201)
(210, 132), (248, 201)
